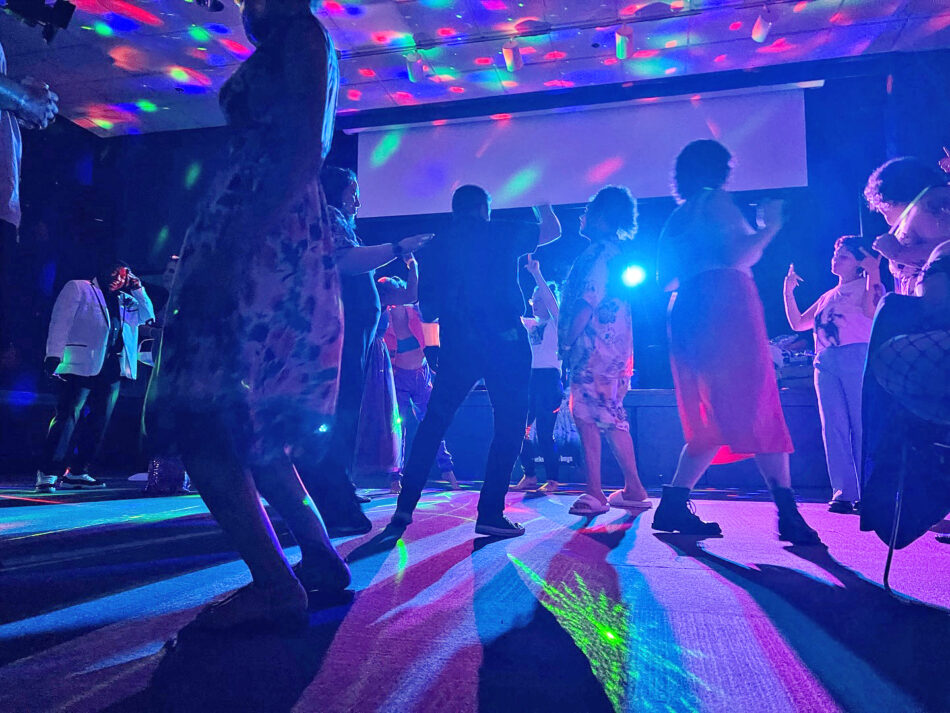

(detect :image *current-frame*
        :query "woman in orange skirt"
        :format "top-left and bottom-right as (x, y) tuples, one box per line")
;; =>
(653, 140), (820, 545)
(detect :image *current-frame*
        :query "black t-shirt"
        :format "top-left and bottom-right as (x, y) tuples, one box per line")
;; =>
(419, 217), (539, 339)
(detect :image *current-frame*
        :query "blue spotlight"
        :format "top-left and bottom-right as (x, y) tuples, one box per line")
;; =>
(621, 264), (647, 287)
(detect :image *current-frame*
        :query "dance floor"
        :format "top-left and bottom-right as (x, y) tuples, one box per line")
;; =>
(1, 484), (948, 713)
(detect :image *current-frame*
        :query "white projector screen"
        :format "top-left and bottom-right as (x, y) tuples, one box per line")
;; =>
(354, 87), (808, 218)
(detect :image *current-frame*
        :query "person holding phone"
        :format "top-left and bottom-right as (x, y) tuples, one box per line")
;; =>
(784, 236), (883, 513)
(36, 258), (154, 492)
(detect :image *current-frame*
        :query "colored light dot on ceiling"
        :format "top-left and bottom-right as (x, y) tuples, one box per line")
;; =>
(189, 25), (211, 42)
(347, 89), (362, 100)
(93, 21), (113, 36)
(793, 0), (807, 10)
(729, 21), (742, 31)
(437, 27), (454, 37)
(219, 38), (253, 58)
(358, 68), (376, 77)
(482, 0), (506, 10)
(207, 23), (229, 34)
(490, 113), (512, 120)
(633, 49), (658, 58)
(620, 3), (640, 14)
(544, 50), (567, 60)
(501, 79), (517, 87)
(345, 5), (362, 15)
(449, 86), (465, 93)
(432, 119), (448, 125)
(544, 79), (574, 87)
(603, 57), (619, 65)
(664, 67), (677, 74)
(184, 162), (202, 189)
(169, 67), (190, 82)
(665, 40), (677, 48)
(373, 33), (389, 43)
(670, 0), (684, 8)
(474, 57), (493, 66)
(323, 0), (343, 12)
(393, 91), (414, 102)
(136, 99), (157, 112)
(714, 54), (727, 63)
(92, 118), (114, 129)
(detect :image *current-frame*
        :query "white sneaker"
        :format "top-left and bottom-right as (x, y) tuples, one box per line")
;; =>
(60, 473), (107, 489)
(35, 472), (58, 493)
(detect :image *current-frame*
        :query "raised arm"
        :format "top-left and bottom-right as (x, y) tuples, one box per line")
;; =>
(533, 203), (562, 246)
(525, 254), (558, 321)
(377, 257), (419, 307)
(782, 264), (819, 332)
(859, 252), (885, 318)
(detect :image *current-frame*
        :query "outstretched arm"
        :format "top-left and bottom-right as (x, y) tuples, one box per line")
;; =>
(525, 255), (558, 321)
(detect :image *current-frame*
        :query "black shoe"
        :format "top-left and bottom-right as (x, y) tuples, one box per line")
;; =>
(59, 473), (106, 489)
(324, 515), (372, 538)
(292, 554), (351, 592)
(828, 500), (854, 514)
(774, 487), (823, 545)
(652, 485), (722, 536)
(474, 515), (525, 538)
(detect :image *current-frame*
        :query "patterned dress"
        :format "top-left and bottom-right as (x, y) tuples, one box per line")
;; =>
(559, 236), (634, 431)
(145, 17), (342, 466)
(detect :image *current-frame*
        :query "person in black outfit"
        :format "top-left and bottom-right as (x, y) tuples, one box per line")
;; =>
(296, 167), (432, 535)
(389, 185), (561, 538)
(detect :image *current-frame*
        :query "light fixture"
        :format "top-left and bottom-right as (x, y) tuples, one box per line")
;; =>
(502, 39), (523, 72)
(405, 51), (426, 83)
(751, 6), (773, 43)
(615, 24), (633, 60)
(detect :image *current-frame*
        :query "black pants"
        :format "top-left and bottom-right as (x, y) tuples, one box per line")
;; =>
(40, 362), (122, 475)
(521, 368), (562, 480)
(396, 328), (531, 521)
(0, 220), (16, 350)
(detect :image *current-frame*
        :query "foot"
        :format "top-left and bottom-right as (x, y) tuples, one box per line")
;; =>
(538, 480), (560, 494)
(194, 579), (308, 631)
(827, 499), (855, 514)
(389, 479), (402, 494)
(34, 472), (58, 493)
(59, 473), (106, 489)
(323, 508), (373, 538)
(474, 515), (525, 538)
(607, 489), (652, 510)
(293, 551), (351, 592)
(569, 492), (610, 515)
(443, 470), (461, 490)
(510, 475), (538, 491)
(778, 509), (823, 545)
(652, 486), (722, 536)
(390, 510), (413, 528)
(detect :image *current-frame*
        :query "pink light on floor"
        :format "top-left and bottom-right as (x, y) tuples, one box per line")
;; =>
(585, 156), (624, 183)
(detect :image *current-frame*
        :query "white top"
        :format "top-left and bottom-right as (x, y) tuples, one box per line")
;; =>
(522, 316), (561, 370)
(0, 43), (22, 228)
(812, 279), (874, 353)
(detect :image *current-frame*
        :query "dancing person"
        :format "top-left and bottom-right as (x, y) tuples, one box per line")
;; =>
(381, 272), (459, 494)
(512, 255), (563, 493)
(35, 259), (154, 492)
(145, 0), (350, 629)
(864, 157), (950, 296)
(558, 186), (650, 515)
(783, 237), (883, 513)
(389, 186), (561, 538)
(296, 167), (432, 534)
(861, 241), (950, 548)
(653, 140), (820, 544)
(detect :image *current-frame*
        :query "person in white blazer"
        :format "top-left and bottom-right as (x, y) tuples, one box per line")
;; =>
(35, 259), (154, 492)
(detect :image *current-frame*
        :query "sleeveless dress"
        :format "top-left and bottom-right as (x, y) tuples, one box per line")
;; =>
(145, 17), (343, 466)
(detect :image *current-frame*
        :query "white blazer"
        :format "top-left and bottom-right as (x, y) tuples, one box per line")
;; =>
(45, 278), (155, 380)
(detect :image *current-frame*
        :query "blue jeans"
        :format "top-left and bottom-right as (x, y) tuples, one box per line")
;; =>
(393, 362), (455, 474)
(814, 343), (867, 503)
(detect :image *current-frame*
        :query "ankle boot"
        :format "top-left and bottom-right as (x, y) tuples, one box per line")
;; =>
(652, 485), (722, 536)
(772, 487), (823, 545)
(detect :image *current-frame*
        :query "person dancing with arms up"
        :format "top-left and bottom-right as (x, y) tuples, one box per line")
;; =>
(559, 186), (650, 516)
(145, 0), (349, 629)
(653, 140), (820, 545)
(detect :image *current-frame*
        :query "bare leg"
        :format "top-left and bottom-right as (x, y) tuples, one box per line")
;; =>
(576, 420), (606, 504)
(670, 443), (718, 489)
(603, 427), (647, 500)
(754, 452), (791, 489)
(252, 458), (350, 590)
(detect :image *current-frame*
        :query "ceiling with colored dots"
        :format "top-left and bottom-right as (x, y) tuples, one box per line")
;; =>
(1, 0), (949, 137)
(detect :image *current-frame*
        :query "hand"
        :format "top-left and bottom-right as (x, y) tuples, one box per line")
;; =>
(940, 147), (950, 175)
(784, 263), (802, 292)
(44, 356), (62, 379)
(403, 254), (416, 267)
(525, 254), (541, 276)
(126, 271), (142, 291)
(398, 233), (433, 254)
(872, 232), (901, 260)
(858, 251), (881, 279)
(15, 78), (58, 130)
(756, 198), (786, 232)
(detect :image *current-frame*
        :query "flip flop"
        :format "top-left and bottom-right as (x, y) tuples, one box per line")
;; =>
(607, 490), (653, 510)
(569, 493), (610, 515)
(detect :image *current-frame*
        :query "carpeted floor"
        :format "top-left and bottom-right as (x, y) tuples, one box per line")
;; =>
(1, 484), (948, 713)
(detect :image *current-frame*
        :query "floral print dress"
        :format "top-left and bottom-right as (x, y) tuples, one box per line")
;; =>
(559, 236), (634, 431)
(145, 17), (343, 466)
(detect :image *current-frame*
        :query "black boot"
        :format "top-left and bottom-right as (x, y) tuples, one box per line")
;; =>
(652, 485), (722, 536)
(772, 487), (823, 545)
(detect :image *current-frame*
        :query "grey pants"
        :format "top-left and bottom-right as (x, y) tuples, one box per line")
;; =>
(814, 343), (868, 503)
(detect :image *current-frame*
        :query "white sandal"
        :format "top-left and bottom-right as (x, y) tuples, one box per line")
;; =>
(569, 493), (610, 515)
(607, 490), (653, 510)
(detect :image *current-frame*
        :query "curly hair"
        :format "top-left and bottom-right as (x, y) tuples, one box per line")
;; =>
(864, 157), (948, 213)
(673, 140), (732, 203)
(587, 185), (638, 240)
(320, 166), (357, 211)
(834, 235), (876, 261)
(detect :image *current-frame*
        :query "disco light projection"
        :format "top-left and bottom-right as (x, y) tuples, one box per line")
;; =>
(621, 265), (647, 287)
(370, 131), (403, 167)
(586, 157), (624, 184)
(396, 538), (409, 582)
(184, 161), (202, 189)
(497, 165), (540, 202)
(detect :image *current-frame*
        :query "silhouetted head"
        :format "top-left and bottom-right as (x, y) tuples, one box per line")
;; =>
(452, 185), (491, 221)
(321, 166), (360, 221)
(581, 185), (637, 241)
(673, 140), (732, 203)
(864, 157), (948, 227)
